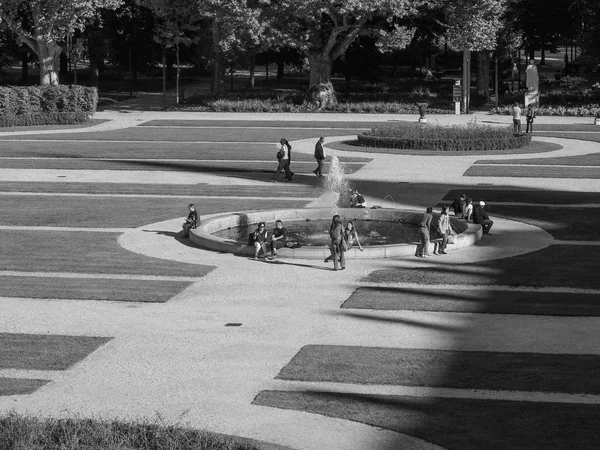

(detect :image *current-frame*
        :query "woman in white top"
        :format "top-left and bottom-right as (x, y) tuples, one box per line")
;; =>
(463, 197), (473, 221)
(271, 138), (294, 182)
(436, 206), (452, 255)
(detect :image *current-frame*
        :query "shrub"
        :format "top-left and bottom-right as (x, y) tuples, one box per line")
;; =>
(490, 104), (600, 116)
(0, 85), (97, 127)
(358, 123), (532, 151)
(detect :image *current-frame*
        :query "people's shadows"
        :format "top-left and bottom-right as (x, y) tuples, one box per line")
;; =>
(142, 229), (198, 248)
(245, 257), (333, 271)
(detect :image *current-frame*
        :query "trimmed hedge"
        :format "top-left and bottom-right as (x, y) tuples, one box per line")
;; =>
(358, 124), (532, 151)
(490, 104), (600, 116)
(0, 85), (97, 127)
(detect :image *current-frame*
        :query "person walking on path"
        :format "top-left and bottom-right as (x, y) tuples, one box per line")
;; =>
(526, 105), (536, 133)
(250, 222), (269, 259)
(417, 207), (433, 257)
(313, 137), (325, 177)
(182, 203), (199, 238)
(271, 138), (293, 182)
(268, 220), (287, 259)
(473, 201), (494, 235)
(325, 215), (345, 270)
(436, 206), (451, 255)
(513, 103), (522, 133)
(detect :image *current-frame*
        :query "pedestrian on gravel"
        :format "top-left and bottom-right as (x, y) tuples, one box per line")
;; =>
(325, 214), (345, 270)
(435, 206), (451, 255)
(417, 207), (433, 257)
(182, 203), (199, 238)
(313, 137), (325, 177)
(271, 138), (294, 182)
(472, 201), (494, 235)
(513, 103), (522, 133)
(526, 105), (536, 133)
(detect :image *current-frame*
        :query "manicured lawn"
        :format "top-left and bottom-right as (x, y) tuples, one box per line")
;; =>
(342, 286), (600, 316)
(476, 153), (600, 166)
(490, 205), (600, 240)
(464, 165), (600, 178)
(0, 276), (192, 302)
(0, 140), (371, 162)
(254, 390), (600, 449)
(0, 181), (317, 197)
(0, 196), (311, 227)
(0, 333), (111, 370)
(327, 139), (562, 155)
(277, 345), (600, 394)
(366, 245), (600, 289)
(0, 127), (363, 142)
(139, 119), (381, 129)
(0, 231), (215, 277)
(443, 189), (600, 205)
(0, 119), (108, 132)
(534, 124), (600, 132)
(0, 378), (48, 396)
(535, 132), (600, 144)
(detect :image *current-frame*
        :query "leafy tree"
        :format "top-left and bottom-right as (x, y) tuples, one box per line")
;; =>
(0, 0), (122, 85)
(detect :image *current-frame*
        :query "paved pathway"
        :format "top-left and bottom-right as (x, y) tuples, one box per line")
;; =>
(1, 111), (599, 449)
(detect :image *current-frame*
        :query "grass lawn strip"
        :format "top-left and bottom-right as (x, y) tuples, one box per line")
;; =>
(535, 132), (600, 145)
(489, 205), (600, 240)
(0, 231), (215, 277)
(0, 197), (310, 227)
(0, 413), (288, 450)
(139, 119), (383, 129)
(0, 158), (366, 175)
(0, 119), (109, 133)
(342, 286), (600, 316)
(0, 181), (317, 197)
(0, 141), (372, 162)
(0, 276), (192, 302)
(0, 127), (362, 142)
(253, 390), (600, 450)
(463, 165), (600, 178)
(0, 333), (111, 370)
(443, 189), (600, 205)
(326, 139), (562, 155)
(277, 345), (600, 394)
(533, 124), (600, 132)
(475, 154), (600, 166)
(0, 378), (49, 396)
(366, 245), (600, 289)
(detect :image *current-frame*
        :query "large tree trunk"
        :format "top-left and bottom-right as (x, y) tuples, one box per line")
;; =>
(36, 39), (61, 86)
(210, 19), (223, 97)
(248, 51), (256, 89)
(306, 52), (337, 108)
(21, 51), (28, 85)
(476, 51), (491, 99)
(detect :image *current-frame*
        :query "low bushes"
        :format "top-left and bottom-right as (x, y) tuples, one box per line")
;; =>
(358, 124), (532, 151)
(490, 104), (600, 116)
(0, 85), (98, 127)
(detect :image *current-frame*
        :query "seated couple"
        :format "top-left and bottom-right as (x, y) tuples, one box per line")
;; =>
(249, 220), (287, 259)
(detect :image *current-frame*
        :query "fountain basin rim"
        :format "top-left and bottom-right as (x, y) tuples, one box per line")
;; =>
(189, 207), (481, 259)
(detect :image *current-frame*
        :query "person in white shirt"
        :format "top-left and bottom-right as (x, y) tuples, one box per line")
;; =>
(271, 138), (294, 182)
(513, 103), (522, 133)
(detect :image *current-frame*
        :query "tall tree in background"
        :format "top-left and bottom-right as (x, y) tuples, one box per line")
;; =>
(263, 0), (423, 108)
(0, 0), (121, 85)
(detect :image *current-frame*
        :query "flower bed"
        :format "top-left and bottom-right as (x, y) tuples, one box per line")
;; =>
(358, 124), (532, 151)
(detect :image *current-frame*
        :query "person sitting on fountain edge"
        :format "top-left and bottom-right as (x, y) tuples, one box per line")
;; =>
(350, 189), (367, 208)
(249, 222), (269, 259)
(268, 220), (287, 259)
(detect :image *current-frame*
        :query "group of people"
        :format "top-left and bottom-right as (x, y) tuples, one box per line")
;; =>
(270, 137), (327, 182)
(248, 220), (288, 259)
(325, 215), (364, 271)
(512, 103), (536, 133)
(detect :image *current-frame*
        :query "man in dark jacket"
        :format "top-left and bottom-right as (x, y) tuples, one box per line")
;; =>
(313, 137), (325, 177)
(472, 201), (494, 235)
(182, 203), (199, 238)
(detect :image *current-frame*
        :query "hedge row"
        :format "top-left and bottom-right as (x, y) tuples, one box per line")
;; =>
(0, 86), (98, 127)
(357, 133), (532, 151)
(0, 112), (90, 128)
(490, 104), (600, 116)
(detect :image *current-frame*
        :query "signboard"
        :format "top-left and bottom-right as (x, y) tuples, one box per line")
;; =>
(453, 85), (462, 103)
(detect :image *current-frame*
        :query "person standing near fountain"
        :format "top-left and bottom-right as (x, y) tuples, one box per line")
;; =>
(417, 207), (433, 257)
(435, 206), (451, 255)
(325, 215), (345, 270)
(271, 138), (294, 182)
(313, 137), (325, 177)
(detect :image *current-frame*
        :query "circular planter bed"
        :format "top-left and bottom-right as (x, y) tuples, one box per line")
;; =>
(358, 124), (532, 151)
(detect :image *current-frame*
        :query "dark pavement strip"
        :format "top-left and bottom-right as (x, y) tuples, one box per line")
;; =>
(0, 158), (366, 174)
(0, 181), (317, 197)
(0, 141), (371, 162)
(0, 378), (49, 396)
(342, 286), (600, 316)
(254, 390), (600, 450)
(0, 230), (216, 277)
(366, 246), (600, 290)
(443, 189), (600, 204)
(138, 119), (384, 129)
(277, 345), (600, 394)
(0, 333), (111, 370)
(0, 196), (311, 228)
(475, 154), (600, 166)
(463, 165), (600, 178)
(0, 276), (192, 303)
(0, 127), (360, 142)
